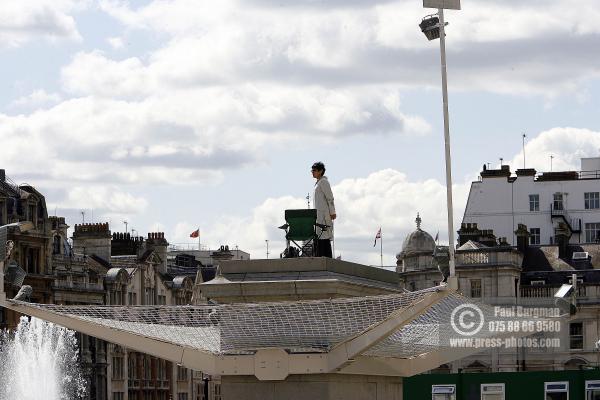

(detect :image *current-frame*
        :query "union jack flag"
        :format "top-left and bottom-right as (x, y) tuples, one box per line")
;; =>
(374, 228), (381, 247)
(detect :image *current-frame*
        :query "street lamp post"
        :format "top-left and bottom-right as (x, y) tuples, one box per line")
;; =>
(421, 0), (460, 283)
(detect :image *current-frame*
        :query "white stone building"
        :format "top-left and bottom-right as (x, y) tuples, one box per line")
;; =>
(463, 157), (600, 247)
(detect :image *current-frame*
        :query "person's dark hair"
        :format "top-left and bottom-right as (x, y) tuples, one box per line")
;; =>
(312, 161), (325, 174)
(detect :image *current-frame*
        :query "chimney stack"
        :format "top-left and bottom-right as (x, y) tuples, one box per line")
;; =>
(514, 224), (530, 253)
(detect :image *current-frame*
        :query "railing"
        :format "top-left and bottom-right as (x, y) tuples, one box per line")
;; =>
(521, 285), (587, 298)
(580, 169), (600, 179)
(52, 280), (104, 291)
(534, 169), (600, 180)
(52, 254), (87, 263)
(549, 204), (581, 232)
(456, 249), (522, 267)
(168, 243), (211, 251)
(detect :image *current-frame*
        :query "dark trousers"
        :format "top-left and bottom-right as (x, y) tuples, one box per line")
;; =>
(316, 239), (332, 258)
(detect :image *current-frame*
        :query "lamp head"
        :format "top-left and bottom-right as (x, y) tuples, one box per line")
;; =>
(1, 221), (35, 261)
(420, 15), (440, 41)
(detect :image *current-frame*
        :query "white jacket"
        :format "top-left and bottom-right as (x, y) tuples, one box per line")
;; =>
(314, 176), (336, 240)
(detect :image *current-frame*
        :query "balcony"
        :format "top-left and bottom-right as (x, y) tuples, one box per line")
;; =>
(521, 285), (587, 298)
(456, 249), (522, 268)
(550, 204), (582, 233)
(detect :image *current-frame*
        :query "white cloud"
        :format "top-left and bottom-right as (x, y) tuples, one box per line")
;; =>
(10, 90), (62, 109)
(0, 78), (429, 188)
(95, 0), (600, 97)
(509, 127), (600, 173)
(107, 36), (125, 50)
(164, 127), (600, 265)
(174, 170), (468, 265)
(63, 185), (148, 215)
(62, 51), (153, 98)
(0, 1), (84, 48)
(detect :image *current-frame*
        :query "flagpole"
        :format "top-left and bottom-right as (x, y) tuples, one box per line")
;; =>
(198, 227), (201, 251)
(380, 228), (383, 267)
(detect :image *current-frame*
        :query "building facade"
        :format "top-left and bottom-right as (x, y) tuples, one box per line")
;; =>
(397, 210), (600, 378)
(73, 227), (199, 400)
(2, 165), (203, 400)
(463, 157), (600, 247)
(1, 170), (54, 327)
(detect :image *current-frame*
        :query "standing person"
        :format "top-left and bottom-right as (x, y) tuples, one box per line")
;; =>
(311, 162), (336, 258)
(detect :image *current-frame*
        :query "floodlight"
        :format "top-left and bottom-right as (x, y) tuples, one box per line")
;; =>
(554, 284), (574, 299)
(554, 284), (576, 315)
(419, 15), (440, 41)
(1, 221), (35, 261)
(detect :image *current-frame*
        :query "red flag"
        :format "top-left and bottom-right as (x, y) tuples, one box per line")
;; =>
(373, 227), (381, 247)
(190, 229), (199, 238)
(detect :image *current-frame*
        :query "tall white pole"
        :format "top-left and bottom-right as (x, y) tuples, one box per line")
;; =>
(438, 8), (456, 278)
(380, 231), (383, 267)
(522, 133), (527, 169)
(0, 259), (5, 303)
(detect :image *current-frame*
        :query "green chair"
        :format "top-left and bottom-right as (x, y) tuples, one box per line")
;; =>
(279, 209), (328, 257)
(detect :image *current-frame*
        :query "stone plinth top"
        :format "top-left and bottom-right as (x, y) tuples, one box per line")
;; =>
(199, 258), (400, 303)
(217, 257), (398, 284)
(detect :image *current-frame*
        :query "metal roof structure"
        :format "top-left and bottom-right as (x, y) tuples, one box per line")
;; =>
(0, 285), (551, 381)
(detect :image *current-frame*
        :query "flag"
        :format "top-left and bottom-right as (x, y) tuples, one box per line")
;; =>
(373, 227), (381, 247)
(190, 229), (199, 238)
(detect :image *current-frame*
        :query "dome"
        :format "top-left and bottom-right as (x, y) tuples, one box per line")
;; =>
(397, 214), (436, 259)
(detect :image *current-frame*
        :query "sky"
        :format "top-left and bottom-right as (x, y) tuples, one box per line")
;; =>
(2, 0), (600, 265)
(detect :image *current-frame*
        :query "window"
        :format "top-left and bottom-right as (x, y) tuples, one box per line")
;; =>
(470, 279), (482, 298)
(585, 192), (600, 209)
(177, 365), (188, 381)
(569, 322), (583, 350)
(158, 359), (167, 381)
(481, 383), (504, 400)
(28, 204), (36, 225)
(113, 393), (124, 400)
(128, 354), (137, 382)
(529, 228), (540, 245)
(529, 194), (540, 211)
(53, 235), (61, 255)
(143, 357), (152, 380)
(178, 394), (189, 400)
(128, 292), (137, 305)
(214, 383), (222, 400)
(432, 385), (455, 400)
(586, 381), (600, 400)
(585, 223), (600, 243)
(545, 382), (568, 400)
(145, 288), (155, 305)
(112, 356), (124, 379)
(553, 193), (564, 211)
(0, 200), (5, 225)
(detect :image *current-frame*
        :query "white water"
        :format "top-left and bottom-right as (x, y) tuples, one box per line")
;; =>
(0, 316), (86, 400)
